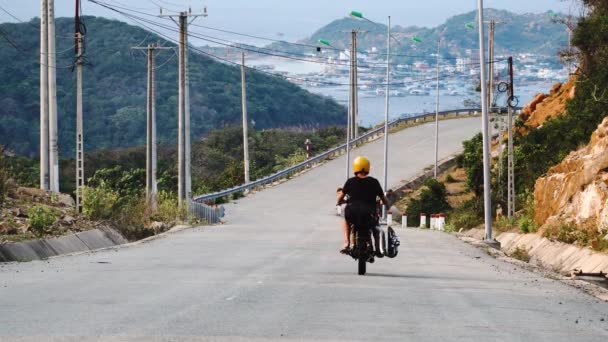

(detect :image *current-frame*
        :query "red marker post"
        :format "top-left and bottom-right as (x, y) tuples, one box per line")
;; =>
(305, 138), (311, 160)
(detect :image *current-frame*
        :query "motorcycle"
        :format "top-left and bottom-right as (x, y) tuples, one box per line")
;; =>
(348, 220), (399, 276)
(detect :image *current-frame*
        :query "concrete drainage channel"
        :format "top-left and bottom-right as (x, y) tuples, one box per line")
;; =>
(0, 227), (128, 262)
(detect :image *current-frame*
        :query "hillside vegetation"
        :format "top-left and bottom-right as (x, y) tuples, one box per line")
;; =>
(445, 1), (608, 250)
(0, 16), (346, 157)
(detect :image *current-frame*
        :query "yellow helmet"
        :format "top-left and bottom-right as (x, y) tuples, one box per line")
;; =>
(353, 156), (370, 175)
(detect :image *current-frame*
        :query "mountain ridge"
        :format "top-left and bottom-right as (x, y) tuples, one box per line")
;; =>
(0, 16), (346, 157)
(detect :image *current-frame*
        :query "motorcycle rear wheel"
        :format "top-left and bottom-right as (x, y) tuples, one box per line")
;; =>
(358, 258), (366, 275)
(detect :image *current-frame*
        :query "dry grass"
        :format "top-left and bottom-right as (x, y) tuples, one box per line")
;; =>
(510, 246), (531, 263)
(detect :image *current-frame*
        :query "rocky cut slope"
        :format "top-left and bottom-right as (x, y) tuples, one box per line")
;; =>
(534, 116), (608, 231)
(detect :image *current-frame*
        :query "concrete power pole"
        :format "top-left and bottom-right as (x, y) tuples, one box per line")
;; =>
(433, 37), (441, 179)
(75, 31), (85, 212)
(477, 0), (493, 241)
(160, 9), (207, 209)
(40, 0), (49, 191)
(147, 45), (157, 209)
(132, 44), (172, 209)
(345, 30), (357, 179)
(488, 20), (495, 113)
(507, 57), (516, 218)
(241, 52), (250, 185)
(48, 0), (59, 192)
(40, 0), (59, 192)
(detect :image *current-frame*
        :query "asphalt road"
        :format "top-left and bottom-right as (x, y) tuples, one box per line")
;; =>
(1, 117), (607, 341)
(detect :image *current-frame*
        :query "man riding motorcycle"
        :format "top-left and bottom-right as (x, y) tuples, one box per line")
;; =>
(337, 156), (389, 256)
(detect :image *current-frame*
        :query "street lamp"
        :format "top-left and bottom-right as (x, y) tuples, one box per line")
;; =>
(476, 0), (493, 242)
(350, 11), (391, 220)
(319, 38), (352, 180)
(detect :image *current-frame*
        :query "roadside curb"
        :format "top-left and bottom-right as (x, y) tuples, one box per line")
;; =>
(455, 231), (608, 302)
(0, 224), (197, 263)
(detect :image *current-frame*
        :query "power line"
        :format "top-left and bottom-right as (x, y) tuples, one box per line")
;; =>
(89, 0), (498, 71)
(0, 3), (78, 40)
(88, 0), (476, 61)
(87, 0), (488, 87)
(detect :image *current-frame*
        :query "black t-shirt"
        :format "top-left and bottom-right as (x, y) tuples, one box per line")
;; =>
(342, 176), (384, 206)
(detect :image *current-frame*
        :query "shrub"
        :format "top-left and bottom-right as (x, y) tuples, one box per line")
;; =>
(27, 205), (58, 236)
(462, 133), (484, 197)
(494, 216), (518, 232)
(114, 196), (153, 241)
(0, 146), (8, 207)
(152, 191), (185, 225)
(543, 222), (598, 246)
(82, 185), (119, 220)
(406, 179), (451, 226)
(445, 174), (457, 183)
(511, 246), (531, 263)
(447, 199), (483, 230)
(518, 216), (537, 234)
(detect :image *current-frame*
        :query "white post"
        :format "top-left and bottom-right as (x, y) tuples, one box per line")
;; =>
(401, 215), (407, 229)
(47, 0), (59, 192)
(420, 213), (427, 228)
(387, 213), (393, 226)
(40, 0), (49, 191)
(241, 52), (250, 185)
(477, 0), (493, 241)
(382, 16), (391, 220)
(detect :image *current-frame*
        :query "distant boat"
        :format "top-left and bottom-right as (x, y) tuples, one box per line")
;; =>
(409, 89), (430, 96)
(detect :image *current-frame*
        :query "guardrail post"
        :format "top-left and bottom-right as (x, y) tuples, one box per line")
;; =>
(401, 215), (407, 229)
(420, 213), (426, 228)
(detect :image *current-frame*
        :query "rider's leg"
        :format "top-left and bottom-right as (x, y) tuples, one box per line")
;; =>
(341, 218), (350, 249)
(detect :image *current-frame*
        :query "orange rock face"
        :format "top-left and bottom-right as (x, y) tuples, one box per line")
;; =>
(534, 117), (608, 230)
(519, 75), (576, 134)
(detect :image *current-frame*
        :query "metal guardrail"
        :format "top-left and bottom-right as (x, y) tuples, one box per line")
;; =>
(189, 200), (225, 224)
(193, 107), (521, 203)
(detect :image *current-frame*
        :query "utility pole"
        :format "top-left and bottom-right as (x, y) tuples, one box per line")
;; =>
(488, 20), (495, 113)
(48, 0), (59, 192)
(40, 0), (49, 191)
(477, 0), (493, 241)
(488, 20), (502, 206)
(75, 31), (84, 212)
(74, 0), (85, 212)
(433, 37), (441, 179)
(507, 56), (516, 218)
(40, 0), (59, 192)
(241, 52), (250, 185)
(147, 44), (157, 209)
(161, 8), (207, 209)
(382, 16), (391, 220)
(132, 44), (172, 209)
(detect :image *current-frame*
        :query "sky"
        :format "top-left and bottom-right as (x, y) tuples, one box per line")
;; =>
(0, 0), (575, 43)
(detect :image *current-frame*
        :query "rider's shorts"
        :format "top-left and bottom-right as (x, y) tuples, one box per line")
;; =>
(345, 202), (377, 230)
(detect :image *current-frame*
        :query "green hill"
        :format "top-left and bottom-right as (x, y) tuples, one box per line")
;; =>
(271, 9), (569, 62)
(0, 16), (346, 157)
